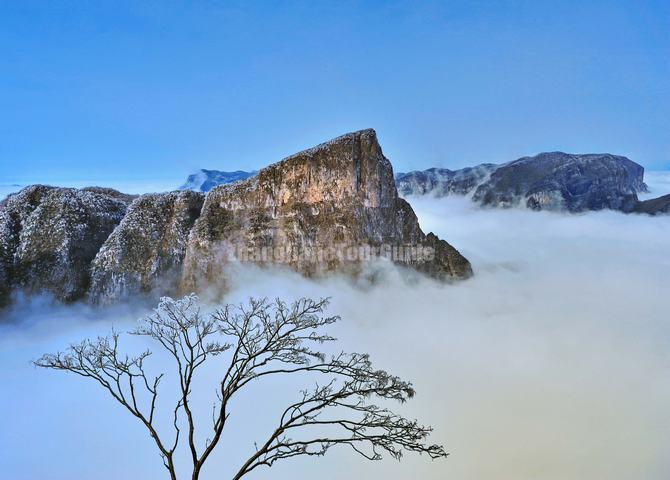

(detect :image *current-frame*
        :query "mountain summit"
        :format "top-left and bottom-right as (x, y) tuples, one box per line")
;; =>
(0, 129), (471, 306)
(397, 152), (654, 213)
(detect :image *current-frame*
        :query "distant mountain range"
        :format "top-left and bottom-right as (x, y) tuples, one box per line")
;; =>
(396, 152), (656, 213)
(180, 152), (669, 215)
(179, 169), (256, 192)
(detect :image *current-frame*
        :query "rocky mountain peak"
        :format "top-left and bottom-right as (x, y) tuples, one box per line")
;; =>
(473, 152), (647, 211)
(182, 128), (471, 293)
(0, 130), (471, 307)
(397, 151), (655, 213)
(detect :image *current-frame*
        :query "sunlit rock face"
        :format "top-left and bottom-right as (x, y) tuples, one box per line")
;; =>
(89, 191), (205, 304)
(472, 152), (647, 212)
(182, 129), (472, 292)
(0, 130), (472, 307)
(0, 186), (131, 305)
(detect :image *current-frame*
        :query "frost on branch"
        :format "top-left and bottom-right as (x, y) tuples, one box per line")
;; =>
(35, 295), (446, 480)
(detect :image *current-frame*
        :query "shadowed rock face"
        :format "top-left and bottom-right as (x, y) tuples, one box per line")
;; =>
(398, 152), (649, 213)
(396, 164), (498, 197)
(0, 186), (131, 305)
(633, 194), (670, 216)
(182, 129), (472, 292)
(472, 152), (646, 212)
(89, 191), (205, 304)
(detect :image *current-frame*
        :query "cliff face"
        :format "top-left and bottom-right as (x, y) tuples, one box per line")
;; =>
(472, 152), (646, 212)
(0, 186), (131, 305)
(633, 194), (670, 216)
(398, 152), (649, 213)
(396, 164), (497, 197)
(89, 191), (204, 304)
(181, 129), (472, 292)
(0, 129), (471, 307)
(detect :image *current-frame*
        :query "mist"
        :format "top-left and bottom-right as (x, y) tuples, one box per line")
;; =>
(641, 170), (670, 199)
(1, 196), (669, 479)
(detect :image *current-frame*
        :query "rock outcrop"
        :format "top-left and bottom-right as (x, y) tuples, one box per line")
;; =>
(181, 129), (472, 292)
(396, 164), (497, 197)
(0, 129), (471, 307)
(89, 191), (205, 304)
(472, 152), (646, 212)
(0, 186), (131, 305)
(180, 169), (256, 192)
(633, 194), (670, 215)
(399, 152), (649, 213)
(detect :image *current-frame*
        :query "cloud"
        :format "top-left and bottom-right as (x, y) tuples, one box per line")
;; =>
(1, 196), (669, 479)
(641, 170), (670, 199)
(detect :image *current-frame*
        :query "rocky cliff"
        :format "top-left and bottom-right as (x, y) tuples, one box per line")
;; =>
(633, 194), (670, 215)
(396, 164), (497, 197)
(473, 152), (646, 212)
(89, 191), (204, 304)
(181, 129), (472, 292)
(0, 129), (471, 307)
(399, 152), (650, 213)
(0, 186), (132, 306)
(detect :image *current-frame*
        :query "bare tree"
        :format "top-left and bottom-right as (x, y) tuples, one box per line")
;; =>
(35, 295), (446, 479)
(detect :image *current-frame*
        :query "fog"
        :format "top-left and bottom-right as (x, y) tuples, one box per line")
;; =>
(1, 196), (669, 479)
(640, 170), (670, 199)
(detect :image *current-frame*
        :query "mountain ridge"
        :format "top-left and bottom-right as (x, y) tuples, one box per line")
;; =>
(0, 129), (471, 307)
(395, 152), (670, 214)
(179, 169), (257, 192)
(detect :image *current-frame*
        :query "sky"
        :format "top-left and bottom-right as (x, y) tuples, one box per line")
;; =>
(1, 0), (669, 186)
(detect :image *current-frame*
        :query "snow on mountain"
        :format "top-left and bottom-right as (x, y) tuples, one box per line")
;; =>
(179, 169), (256, 192)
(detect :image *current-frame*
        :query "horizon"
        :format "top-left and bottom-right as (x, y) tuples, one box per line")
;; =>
(2, 138), (670, 198)
(1, 124), (669, 191)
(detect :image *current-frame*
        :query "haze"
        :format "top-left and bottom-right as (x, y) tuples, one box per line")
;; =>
(1, 196), (669, 479)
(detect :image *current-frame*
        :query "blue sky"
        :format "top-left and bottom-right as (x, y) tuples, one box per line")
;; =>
(1, 0), (669, 185)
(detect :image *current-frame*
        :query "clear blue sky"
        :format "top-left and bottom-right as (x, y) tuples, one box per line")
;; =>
(1, 0), (669, 184)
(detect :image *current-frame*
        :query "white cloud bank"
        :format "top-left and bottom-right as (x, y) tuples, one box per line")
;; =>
(1, 196), (669, 480)
(640, 170), (670, 199)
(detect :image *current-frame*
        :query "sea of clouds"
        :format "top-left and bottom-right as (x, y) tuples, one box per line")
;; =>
(1, 194), (670, 480)
(640, 170), (670, 199)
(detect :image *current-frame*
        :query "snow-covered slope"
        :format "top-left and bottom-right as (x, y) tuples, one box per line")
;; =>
(179, 169), (256, 192)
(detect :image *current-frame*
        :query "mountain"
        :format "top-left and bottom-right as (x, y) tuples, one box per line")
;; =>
(88, 190), (205, 302)
(180, 169), (256, 192)
(396, 164), (497, 197)
(180, 129), (472, 295)
(398, 152), (653, 213)
(0, 129), (471, 306)
(633, 194), (670, 215)
(0, 186), (133, 305)
(473, 152), (647, 212)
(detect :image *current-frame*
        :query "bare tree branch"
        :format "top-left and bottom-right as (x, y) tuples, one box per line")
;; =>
(34, 295), (446, 480)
